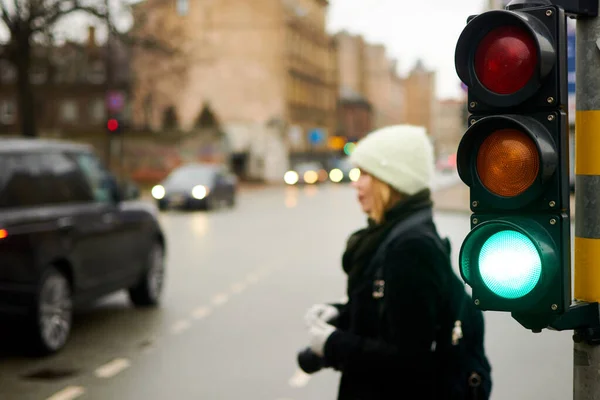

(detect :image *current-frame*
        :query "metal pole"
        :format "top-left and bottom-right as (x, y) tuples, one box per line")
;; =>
(105, 0), (113, 170)
(573, 2), (600, 398)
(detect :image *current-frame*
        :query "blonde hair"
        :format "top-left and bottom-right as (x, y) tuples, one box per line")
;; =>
(369, 176), (404, 224)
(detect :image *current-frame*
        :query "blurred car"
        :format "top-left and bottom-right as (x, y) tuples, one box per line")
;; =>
(152, 163), (237, 210)
(328, 158), (361, 183)
(284, 162), (327, 185)
(0, 138), (166, 356)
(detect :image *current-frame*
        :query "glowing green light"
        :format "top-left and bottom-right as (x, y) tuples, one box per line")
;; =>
(479, 230), (541, 299)
(344, 143), (356, 155)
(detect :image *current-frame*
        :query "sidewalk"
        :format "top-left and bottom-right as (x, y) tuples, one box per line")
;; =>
(433, 183), (576, 218)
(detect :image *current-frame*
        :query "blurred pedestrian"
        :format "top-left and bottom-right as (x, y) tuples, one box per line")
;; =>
(297, 125), (492, 399)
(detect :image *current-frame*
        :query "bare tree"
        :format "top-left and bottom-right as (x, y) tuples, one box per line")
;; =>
(0, 0), (180, 137)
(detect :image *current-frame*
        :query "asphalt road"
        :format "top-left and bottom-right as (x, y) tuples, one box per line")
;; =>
(0, 179), (573, 400)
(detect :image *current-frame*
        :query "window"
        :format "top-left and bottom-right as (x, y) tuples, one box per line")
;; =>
(0, 99), (16, 124)
(88, 61), (106, 84)
(89, 98), (105, 122)
(72, 153), (113, 203)
(43, 153), (93, 204)
(176, 0), (189, 16)
(60, 100), (79, 122)
(0, 153), (93, 209)
(30, 65), (47, 84)
(0, 60), (16, 83)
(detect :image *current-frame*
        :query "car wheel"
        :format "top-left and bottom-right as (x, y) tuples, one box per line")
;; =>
(228, 195), (236, 207)
(158, 201), (167, 211)
(30, 267), (73, 356)
(129, 242), (165, 307)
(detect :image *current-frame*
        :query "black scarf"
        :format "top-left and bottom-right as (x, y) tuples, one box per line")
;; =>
(341, 189), (433, 293)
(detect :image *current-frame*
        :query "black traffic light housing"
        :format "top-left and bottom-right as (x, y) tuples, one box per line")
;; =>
(454, 2), (571, 332)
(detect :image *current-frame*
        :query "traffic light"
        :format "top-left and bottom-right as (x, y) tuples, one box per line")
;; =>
(454, 2), (570, 332)
(107, 118), (121, 134)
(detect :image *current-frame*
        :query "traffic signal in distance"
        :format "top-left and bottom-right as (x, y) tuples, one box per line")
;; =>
(107, 118), (120, 134)
(454, 3), (570, 332)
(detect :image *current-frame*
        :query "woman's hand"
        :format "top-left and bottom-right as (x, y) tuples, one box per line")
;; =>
(308, 319), (337, 357)
(304, 304), (340, 327)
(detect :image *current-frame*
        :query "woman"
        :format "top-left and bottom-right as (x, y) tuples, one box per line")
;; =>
(301, 125), (491, 399)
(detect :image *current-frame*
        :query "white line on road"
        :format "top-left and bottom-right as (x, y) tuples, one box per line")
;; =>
(211, 293), (229, 306)
(192, 305), (212, 320)
(46, 386), (85, 400)
(170, 320), (192, 334)
(288, 369), (311, 388)
(230, 282), (246, 294)
(95, 358), (131, 379)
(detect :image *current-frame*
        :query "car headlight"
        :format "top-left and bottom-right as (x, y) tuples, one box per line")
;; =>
(349, 168), (361, 182)
(284, 170), (299, 185)
(329, 168), (343, 183)
(152, 185), (166, 199)
(192, 185), (208, 200)
(304, 170), (318, 184)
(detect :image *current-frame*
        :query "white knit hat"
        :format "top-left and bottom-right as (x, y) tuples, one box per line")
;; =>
(349, 125), (434, 196)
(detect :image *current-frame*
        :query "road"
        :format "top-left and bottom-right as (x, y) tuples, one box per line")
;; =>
(0, 179), (573, 400)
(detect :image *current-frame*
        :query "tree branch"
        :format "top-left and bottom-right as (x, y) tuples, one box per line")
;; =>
(0, 0), (13, 27)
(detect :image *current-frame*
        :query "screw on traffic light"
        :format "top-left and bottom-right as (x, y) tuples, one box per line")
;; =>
(454, 0), (570, 332)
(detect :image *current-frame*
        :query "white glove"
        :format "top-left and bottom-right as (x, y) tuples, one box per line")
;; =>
(304, 304), (339, 327)
(308, 319), (336, 357)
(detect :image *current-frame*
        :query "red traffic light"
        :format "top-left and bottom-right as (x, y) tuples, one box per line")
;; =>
(107, 118), (119, 132)
(455, 9), (558, 109)
(475, 26), (538, 95)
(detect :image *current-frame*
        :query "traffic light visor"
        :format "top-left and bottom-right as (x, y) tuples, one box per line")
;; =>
(479, 230), (542, 299)
(474, 25), (538, 95)
(476, 128), (539, 197)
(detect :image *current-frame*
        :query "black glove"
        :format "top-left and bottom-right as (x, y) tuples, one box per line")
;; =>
(297, 347), (328, 374)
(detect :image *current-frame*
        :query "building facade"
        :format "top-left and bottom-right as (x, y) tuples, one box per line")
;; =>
(131, 0), (338, 182)
(335, 31), (405, 134)
(432, 98), (466, 159)
(404, 60), (436, 135)
(0, 27), (129, 139)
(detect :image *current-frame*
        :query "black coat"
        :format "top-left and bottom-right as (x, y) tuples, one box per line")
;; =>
(323, 208), (465, 400)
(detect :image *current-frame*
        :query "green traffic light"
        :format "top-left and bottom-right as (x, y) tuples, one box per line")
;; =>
(479, 230), (542, 299)
(343, 143), (356, 155)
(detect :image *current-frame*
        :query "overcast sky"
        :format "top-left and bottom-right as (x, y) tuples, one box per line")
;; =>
(327, 0), (487, 100)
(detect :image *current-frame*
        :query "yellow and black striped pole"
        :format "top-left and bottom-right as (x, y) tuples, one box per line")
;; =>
(574, 5), (600, 398)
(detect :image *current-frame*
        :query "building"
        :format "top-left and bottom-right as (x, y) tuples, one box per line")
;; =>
(335, 31), (405, 135)
(130, 0), (338, 182)
(432, 98), (466, 159)
(338, 86), (372, 141)
(0, 27), (129, 142)
(404, 60), (436, 135)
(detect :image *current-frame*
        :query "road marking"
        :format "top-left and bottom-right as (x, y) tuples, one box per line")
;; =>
(211, 293), (229, 306)
(46, 386), (85, 400)
(230, 282), (246, 294)
(288, 369), (311, 388)
(95, 358), (131, 379)
(170, 320), (192, 334)
(192, 305), (212, 320)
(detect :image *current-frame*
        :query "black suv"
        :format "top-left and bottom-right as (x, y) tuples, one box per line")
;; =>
(0, 138), (166, 355)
